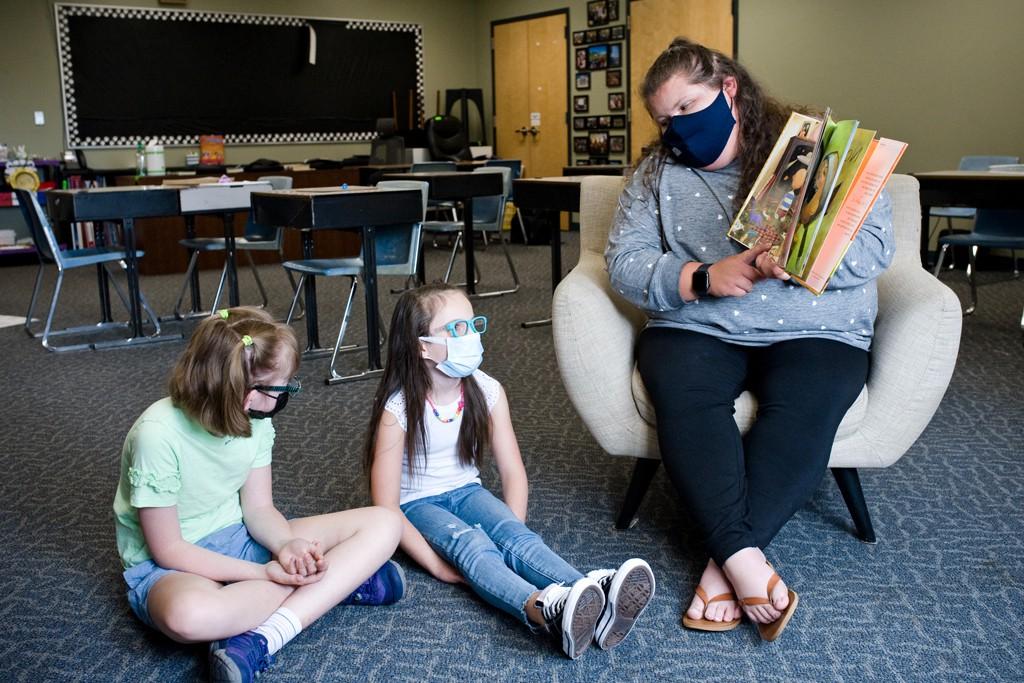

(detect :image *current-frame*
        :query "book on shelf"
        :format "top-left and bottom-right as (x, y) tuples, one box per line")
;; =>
(726, 110), (907, 294)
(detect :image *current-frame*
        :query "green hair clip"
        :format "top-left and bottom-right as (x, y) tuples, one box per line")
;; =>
(218, 309), (230, 319)
(241, 335), (253, 347)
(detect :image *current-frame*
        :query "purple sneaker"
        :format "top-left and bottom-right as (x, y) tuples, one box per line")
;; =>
(208, 632), (275, 683)
(341, 559), (406, 606)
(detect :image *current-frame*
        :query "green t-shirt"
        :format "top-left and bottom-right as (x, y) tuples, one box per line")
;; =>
(113, 397), (275, 569)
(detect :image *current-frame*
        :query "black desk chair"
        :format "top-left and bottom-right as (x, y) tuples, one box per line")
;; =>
(426, 115), (472, 162)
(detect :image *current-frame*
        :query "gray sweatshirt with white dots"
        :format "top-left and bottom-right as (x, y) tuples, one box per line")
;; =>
(605, 156), (895, 351)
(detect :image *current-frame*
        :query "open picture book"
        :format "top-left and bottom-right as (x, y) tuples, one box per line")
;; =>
(727, 110), (907, 294)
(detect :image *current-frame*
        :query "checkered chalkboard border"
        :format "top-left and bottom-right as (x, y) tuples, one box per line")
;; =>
(55, 3), (424, 148)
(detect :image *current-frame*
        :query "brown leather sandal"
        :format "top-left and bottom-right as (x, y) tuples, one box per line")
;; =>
(682, 585), (742, 631)
(740, 569), (799, 642)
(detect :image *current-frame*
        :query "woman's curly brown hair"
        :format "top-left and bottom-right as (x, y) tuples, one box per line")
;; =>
(638, 37), (797, 211)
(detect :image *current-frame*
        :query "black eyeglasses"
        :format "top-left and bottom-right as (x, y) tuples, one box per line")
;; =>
(251, 378), (302, 397)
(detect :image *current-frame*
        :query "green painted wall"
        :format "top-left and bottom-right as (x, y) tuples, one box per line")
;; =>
(3, 0), (1022, 173)
(736, 0), (1024, 172)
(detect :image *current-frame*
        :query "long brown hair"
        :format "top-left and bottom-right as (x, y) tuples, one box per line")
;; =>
(169, 307), (299, 438)
(638, 37), (793, 210)
(363, 283), (489, 480)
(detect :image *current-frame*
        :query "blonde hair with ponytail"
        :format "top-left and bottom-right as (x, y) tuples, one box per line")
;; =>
(169, 307), (300, 438)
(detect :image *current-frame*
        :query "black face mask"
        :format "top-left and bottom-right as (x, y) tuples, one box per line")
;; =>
(247, 391), (289, 420)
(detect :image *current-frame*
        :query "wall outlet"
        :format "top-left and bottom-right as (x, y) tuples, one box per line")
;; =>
(34, 111), (45, 126)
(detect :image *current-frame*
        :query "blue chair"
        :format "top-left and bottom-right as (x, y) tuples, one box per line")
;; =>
(934, 207), (1024, 315)
(930, 155), (1019, 267)
(411, 161), (458, 222)
(283, 180), (428, 382)
(172, 175), (298, 318)
(421, 166), (520, 298)
(16, 189), (160, 352)
(484, 158), (528, 244)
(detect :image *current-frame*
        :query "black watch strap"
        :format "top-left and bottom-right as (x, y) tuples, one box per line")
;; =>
(692, 262), (711, 297)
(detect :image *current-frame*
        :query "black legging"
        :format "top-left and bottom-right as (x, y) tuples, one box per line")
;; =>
(636, 327), (869, 567)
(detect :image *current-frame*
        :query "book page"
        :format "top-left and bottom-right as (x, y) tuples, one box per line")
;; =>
(793, 126), (875, 291)
(727, 112), (823, 261)
(802, 137), (908, 293)
(785, 118), (859, 277)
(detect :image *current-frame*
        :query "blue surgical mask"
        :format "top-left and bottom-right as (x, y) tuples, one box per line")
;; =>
(662, 89), (736, 168)
(419, 332), (484, 378)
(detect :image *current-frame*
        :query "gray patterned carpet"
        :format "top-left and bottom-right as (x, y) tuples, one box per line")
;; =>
(0, 235), (1021, 682)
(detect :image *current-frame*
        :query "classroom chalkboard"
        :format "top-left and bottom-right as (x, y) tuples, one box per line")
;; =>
(55, 4), (424, 148)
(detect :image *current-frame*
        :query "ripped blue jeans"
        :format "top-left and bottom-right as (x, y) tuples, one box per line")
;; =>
(401, 483), (584, 626)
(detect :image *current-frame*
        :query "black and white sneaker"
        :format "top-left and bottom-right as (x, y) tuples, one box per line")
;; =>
(535, 577), (605, 659)
(588, 558), (656, 650)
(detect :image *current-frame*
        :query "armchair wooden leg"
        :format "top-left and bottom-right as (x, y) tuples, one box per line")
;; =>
(616, 458), (661, 530)
(831, 467), (877, 544)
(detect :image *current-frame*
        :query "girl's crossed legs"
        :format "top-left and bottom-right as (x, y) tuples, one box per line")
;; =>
(146, 506), (403, 643)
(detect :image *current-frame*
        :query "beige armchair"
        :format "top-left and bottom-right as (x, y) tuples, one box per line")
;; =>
(552, 174), (962, 542)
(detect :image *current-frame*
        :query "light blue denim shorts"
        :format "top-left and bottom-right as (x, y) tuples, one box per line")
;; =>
(122, 522), (271, 629)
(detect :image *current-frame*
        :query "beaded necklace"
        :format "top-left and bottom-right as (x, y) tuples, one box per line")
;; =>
(426, 384), (465, 424)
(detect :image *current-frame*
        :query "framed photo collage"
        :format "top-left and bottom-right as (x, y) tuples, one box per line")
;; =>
(571, 0), (626, 166)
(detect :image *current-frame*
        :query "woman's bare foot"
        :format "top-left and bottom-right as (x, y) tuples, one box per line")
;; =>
(721, 547), (790, 624)
(685, 558), (741, 623)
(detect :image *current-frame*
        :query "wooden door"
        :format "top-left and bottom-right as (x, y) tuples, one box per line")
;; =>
(493, 13), (568, 178)
(629, 0), (734, 163)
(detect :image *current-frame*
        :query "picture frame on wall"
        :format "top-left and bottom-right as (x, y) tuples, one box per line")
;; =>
(606, 69), (622, 87)
(587, 0), (609, 27)
(572, 30), (585, 46)
(608, 0), (619, 22)
(587, 44), (609, 70)
(589, 130), (610, 156)
(608, 92), (625, 111)
(608, 43), (622, 68)
(586, 116), (598, 129)
(575, 48), (588, 70)
(598, 115), (611, 128)
(573, 116), (586, 130)
(610, 114), (626, 129)
(573, 95), (589, 113)
(573, 136), (589, 154)
(610, 25), (625, 40)
(576, 71), (591, 90)
(585, 29), (598, 43)
(609, 135), (625, 153)
(597, 28), (611, 42)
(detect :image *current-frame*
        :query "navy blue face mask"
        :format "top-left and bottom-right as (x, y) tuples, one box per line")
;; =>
(661, 89), (736, 168)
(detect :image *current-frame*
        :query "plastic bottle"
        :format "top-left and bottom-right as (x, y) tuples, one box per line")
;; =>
(144, 139), (165, 176)
(135, 142), (146, 176)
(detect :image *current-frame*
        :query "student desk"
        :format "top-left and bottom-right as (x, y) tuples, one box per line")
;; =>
(47, 186), (182, 348)
(912, 170), (1024, 267)
(379, 171), (503, 296)
(251, 186), (423, 374)
(513, 177), (586, 328)
(174, 180), (273, 312)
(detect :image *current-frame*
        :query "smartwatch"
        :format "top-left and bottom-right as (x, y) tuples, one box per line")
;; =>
(692, 263), (711, 298)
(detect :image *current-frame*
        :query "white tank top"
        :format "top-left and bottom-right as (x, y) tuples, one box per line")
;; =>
(385, 370), (501, 505)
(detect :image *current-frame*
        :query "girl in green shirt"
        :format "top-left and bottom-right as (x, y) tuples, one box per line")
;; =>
(113, 308), (403, 682)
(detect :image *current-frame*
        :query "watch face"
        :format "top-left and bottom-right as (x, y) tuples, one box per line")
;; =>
(692, 267), (710, 295)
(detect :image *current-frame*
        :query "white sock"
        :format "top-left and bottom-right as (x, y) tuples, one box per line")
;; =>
(253, 606), (302, 655)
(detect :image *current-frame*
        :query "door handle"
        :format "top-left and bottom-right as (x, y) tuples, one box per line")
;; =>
(528, 126), (539, 137)
(515, 127), (529, 138)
